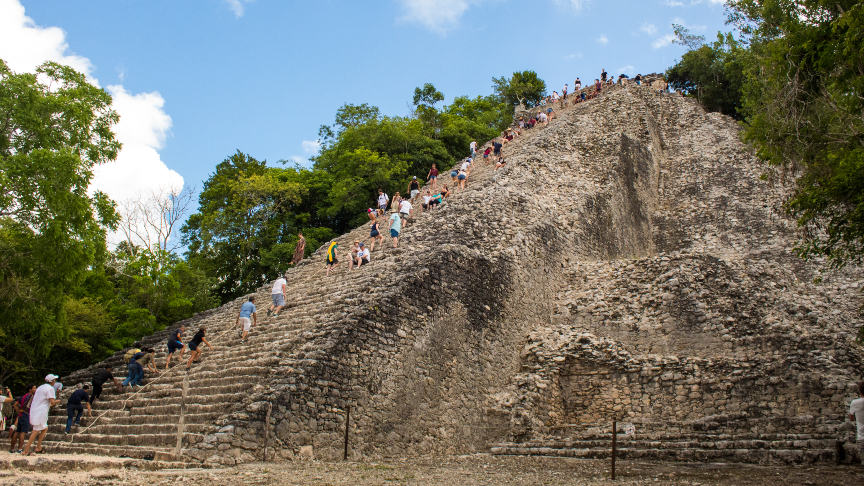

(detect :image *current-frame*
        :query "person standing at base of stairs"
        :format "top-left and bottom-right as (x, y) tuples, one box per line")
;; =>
(164, 326), (186, 371)
(237, 295), (257, 343)
(89, 367), (122, 405)
(22, 375), (61, 456)
(9, 384), (35, 453)
(64, 385), (91, 434)
(185, 327), (213, 370)
(268, 274), (287, 317)
(849, 380), (864, 466)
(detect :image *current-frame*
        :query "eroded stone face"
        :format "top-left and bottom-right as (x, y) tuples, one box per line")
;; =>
(56, 82), (864, 465)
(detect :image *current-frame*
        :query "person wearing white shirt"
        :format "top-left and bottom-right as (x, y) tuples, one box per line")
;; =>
(355, 243), (370, 268)
(268, 274), (287, 317)
(22, 375), (61, 455)
(849, 380), (864, 465)
(469, 140), (477, 156)
(399, 199), (413, 228)
(377, 189), (389, 215)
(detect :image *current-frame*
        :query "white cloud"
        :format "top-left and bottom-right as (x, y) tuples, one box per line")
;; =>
(225, 0), (255, 18)
(597, 35), (608, 45)
(91, 86), (182, 203)
(652, 33), (677, 49)
(301, 140), (321, 154)
(0, 0), (184, 206)
(563, 53), (583, 60)
(640, 23), (657, 35)
(0, 0), (95, 81)
(664, 0), (684, 6)
(617, 65), (635, 75)
(397, 0), (479, 34)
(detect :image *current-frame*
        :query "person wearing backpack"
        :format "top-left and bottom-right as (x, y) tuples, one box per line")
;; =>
(9, 384), (35, 453)
(122, 349), (148, 388)
(132, 348), (158, 386)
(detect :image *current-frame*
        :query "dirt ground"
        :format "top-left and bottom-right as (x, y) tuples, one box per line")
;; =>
(3, 454), (864, 485)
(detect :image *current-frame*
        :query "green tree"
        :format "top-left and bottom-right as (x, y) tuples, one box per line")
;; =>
(0, 59), (120, 385)
(665, 29), (749, 118)
(492, 70), (547, 109)
(726, 0), (864, 272)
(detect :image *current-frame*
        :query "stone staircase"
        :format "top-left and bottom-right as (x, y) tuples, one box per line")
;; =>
(490, 417), (852, 465)
(33, 82), (864, 465)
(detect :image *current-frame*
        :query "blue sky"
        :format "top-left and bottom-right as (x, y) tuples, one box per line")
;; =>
(2, 0), (729, 210)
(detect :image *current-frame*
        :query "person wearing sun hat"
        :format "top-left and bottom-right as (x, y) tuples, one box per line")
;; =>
(22, 374), (62, 455)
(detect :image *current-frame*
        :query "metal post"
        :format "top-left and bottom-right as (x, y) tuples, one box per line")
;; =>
(264, 402), (271, 462)
(611, 420), (617, 480)
(343, 405), (351, 461)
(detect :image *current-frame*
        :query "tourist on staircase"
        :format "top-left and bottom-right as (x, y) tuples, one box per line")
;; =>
(849, 380), (864, 466)
(290, 231), (306, 265)
(22, 375), (61, 456)
(89, 366), (121, 405)
(408, 176), (421, 203)
(388, 212), (401, 248)
(9, 384), (34, 453)
(470, 140), (477, 158)
(268, 273), (287, 317)
(390, 192), (402, 214)
(483, 146), (492, 164)
(64, 385), (91, 435)
(122, 349), (147, 389)
(354, 242), (370, 269)
(369, 218), (383, 251)
(164, 326), (186, 370)
(399, 197), (413, 228)
(237, 295), (257, 343)
(347, 240), (361, 271)
(377, 190), (389, 216)
(186, 327), (213, 370)
(493, 139), (503, 161)
(326, 240), (340, 276)
(575, 78), (582, 92)
(426, 164), (438, 191)
(136, 349), (159, 385)
(601, 69), (607, 82)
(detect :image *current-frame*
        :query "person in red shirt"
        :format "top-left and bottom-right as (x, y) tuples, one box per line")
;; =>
(426, 164), (439, 190)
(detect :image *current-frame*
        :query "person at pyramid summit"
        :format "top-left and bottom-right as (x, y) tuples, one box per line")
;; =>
(186, 327), (213, 370)
(22, 375), (61, 456)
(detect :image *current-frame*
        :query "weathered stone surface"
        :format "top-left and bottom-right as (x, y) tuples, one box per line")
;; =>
(45, 81), (863, 466)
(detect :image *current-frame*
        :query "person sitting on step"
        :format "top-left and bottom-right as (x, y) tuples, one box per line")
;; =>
(354, 242), (370, 269)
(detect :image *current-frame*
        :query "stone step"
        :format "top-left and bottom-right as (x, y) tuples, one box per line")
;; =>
(48, 411), (222, 427)
(44, 432), (179, 448)
(38, 440), (176, 461)
(492, 437), (837, 451)
(49, 422), (211, 437)
(489, 445), (837, 464)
